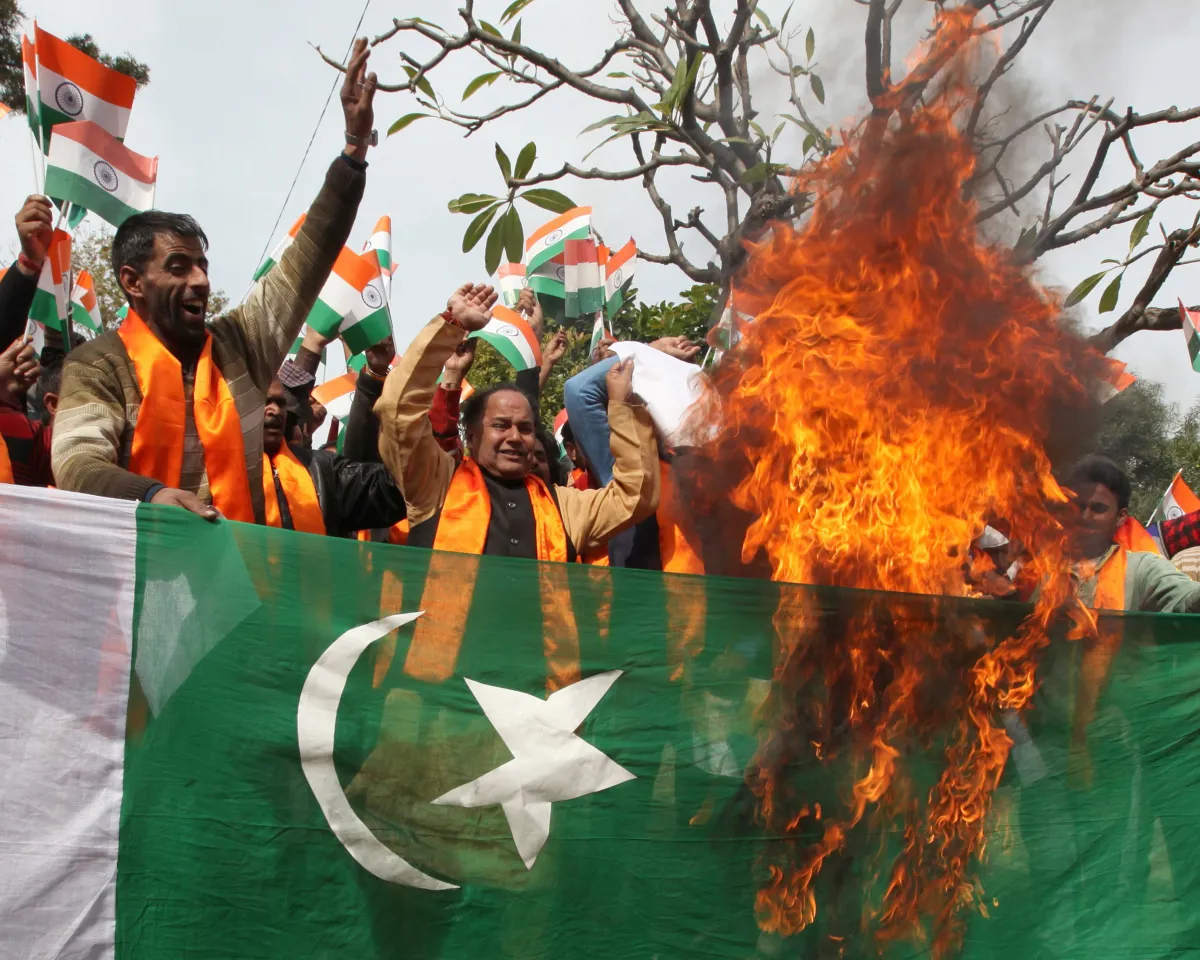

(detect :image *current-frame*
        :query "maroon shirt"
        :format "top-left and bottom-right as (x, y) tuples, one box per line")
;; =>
(0, 405), (53, 486)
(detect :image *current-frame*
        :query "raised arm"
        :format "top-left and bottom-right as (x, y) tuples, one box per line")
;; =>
(557, 357), (660, 554)
(215, 38), (376, 390)
(375, 283), (495, 524)
(342, 337), (393, 464)
(0, 197), (54, 351)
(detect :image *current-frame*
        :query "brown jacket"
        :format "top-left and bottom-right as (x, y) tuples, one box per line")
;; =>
(375, 316), (660, 556)
(51, 156), (365, 521)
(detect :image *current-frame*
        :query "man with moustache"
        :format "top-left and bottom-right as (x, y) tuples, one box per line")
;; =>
(51, 39), (377, 521)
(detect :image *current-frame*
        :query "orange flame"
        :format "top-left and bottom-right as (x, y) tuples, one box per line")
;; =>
(693, 14), (1105, 957)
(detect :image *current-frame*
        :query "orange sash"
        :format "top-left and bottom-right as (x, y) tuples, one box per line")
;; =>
(262, 447), (326, 535)
(118, 309), (254, 522)
(432, 458), (568, 561)
(0, 438), (13, 484)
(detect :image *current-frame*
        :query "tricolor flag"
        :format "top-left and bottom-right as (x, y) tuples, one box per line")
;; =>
(28, 228), (71, 332)
(603, 239), (637, 316)
(496, 262), (528, 307)
(312, 370), (358, 423)
(553, 407), (569, 458)
(34, 24), (137, 150)
(1114, 515), (1165, 556)
(564, 238), (604, 318)
(1180, 299), (1200, 373)
(1149, 469), (1200, 524)
(468, 304), (542, 371)
(589, 314), (609, 356)
(254, 214), (306, 282)
(1093, 356), (1136, 404)
(1, 484), (1196, 958)
(70, 269), (102, 334)
(21, 32), (38, 145)
(44, 120), (157, 227)
(525, 206), (591, 273)
(361, 215), (393, 296)
(306, 246), (393, 355)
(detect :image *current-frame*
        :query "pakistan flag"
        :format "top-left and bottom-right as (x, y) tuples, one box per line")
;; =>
(2, 486), (1200, 959)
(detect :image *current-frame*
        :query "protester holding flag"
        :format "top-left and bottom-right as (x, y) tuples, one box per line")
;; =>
(0, 335), (53, 487)
(0, 196), (58, 351)
(52, 38), (379, 519)
(374, 282), (660, 560)
(1064, 455), (1200, 612)
(259, 377), (405, 538)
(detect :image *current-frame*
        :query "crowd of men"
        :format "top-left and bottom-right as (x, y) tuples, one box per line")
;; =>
(0, 40), (1198, 618)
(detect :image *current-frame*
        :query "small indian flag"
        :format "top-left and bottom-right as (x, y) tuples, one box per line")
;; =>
(1150, 469), (1200, 524)
(469, 304), (542, 371)
(306, 246), (393, 355)
(361, 215), (393, 296)
(529, 255), (566, 300)
(21, 32), (37, 145)
(1093, 356), (1136, 404)
(29, 229), (71, 332)
(312, 371), (358, 423)
(603, 239), (636, 316)
(564, 238), (604, 318)
(589, 314), (609, 356)
(525, 206), (591, 273)
(254, 214), (306, 282)
(71, 269), (102, 334)
(1180, 299), (1200, 372)
(496, 262), (528, 307)
(44, 120), (157, 228)
(35, 23), (136, 150)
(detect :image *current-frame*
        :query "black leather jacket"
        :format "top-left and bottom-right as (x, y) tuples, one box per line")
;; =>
(270, 443), (406, 539)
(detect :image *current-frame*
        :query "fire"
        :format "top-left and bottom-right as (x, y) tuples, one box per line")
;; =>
(695, 16), (1105, 957)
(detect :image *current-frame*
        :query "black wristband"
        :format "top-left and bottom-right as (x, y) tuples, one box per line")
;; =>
(338, 152), (368, 172)
(142, 483), (165, 503)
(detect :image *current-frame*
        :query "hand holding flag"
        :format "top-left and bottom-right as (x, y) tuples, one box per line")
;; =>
(14, 194), (54, 271)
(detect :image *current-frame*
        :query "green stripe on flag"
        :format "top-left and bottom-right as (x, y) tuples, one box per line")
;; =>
(341, 309), (393, 355)
(306, 299), (346, 340)
(44, 167), (140, 227)
(475, 330), (533, 371)
(565, 287), (605, 318)
(29, 289), (64, 332)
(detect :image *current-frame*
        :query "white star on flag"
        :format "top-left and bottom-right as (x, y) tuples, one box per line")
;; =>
(432, 670), (635, 869)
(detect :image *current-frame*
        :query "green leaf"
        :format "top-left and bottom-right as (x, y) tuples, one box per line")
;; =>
(463, 204), (501, 253)
(484, 214), (508, 274)
(1064, 270), (1110, 308)
(790, 64), (809, 77)
(580, 113), (632, 135)
(742, 162), (785, 184)
(806, 27), (815, 61)
(753, 8), (773, 30)
(1129, 209), (1154, 252)
(495, 143), (512, 182)
(607, 71), (631, 79)
(514, 141), (537, 180)
(1099, 272), (1123, 314)
(387, 112), (430, 136)
(802, 132), (816, 154)
(480, 20), (503, 39)
(410, 17), (446, 32)
(500, 0), (536, 23)
(448, 193), (499, 214)
(462, 71), (503, 101)
(402, 66), (435, 101)
(810, 73), (825, 104)
(749, 121), (768, 142)
(502, 206), (525, 264)
(511, 19), (522, 46)
(1014, 226), (1039, 256)
(520, 187), (577, 213)
(772, 120), (786, 143)
(779, 3), (794, 35)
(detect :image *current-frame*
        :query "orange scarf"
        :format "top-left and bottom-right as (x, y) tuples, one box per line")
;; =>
(432, 458), (568, 561)
(262, 447), (325, 535)
(118, 309), (253, 522)
(403, 460), (575, 691)
(0, 438), (13, 484)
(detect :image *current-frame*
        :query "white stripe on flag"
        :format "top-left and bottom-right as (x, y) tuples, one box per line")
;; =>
(0, 486), (137, 960)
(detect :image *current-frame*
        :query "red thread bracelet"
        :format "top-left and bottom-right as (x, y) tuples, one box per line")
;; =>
(17, 253), (41, 275)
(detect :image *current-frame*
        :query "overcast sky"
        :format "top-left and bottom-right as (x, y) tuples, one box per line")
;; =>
(7, 1), (1200, 408)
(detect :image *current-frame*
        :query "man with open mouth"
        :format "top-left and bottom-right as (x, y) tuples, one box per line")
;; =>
(50, 40), (377, 523)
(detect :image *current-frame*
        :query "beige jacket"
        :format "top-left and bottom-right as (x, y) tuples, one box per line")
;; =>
(375, 317), (660, 555)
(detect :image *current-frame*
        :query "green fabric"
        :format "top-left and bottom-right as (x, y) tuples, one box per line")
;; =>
(118, 506), (1200, 958)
